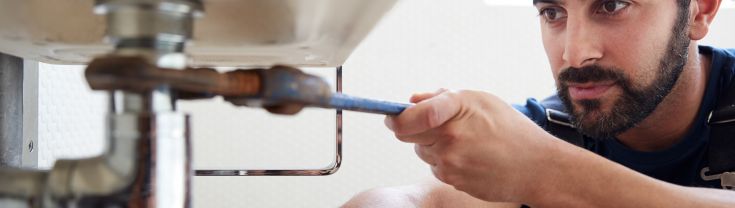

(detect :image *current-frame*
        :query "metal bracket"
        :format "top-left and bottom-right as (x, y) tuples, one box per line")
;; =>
(700, 167), (735, 190)
(545, 108), (574, 128)
(21, 60), (39, 168)
(0, 58), (43, 169)
(707, 107), (735, 125)
(194, 66), (344, 176)
(722, 172), (735, 190)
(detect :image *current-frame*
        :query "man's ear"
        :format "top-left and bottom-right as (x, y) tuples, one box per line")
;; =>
(689, 0), (722, 40)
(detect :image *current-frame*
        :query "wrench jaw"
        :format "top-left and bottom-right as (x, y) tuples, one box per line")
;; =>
(226, 65), (334, 115)
(85, 56), (333, 115)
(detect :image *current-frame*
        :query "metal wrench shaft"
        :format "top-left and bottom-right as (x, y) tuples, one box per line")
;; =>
(327, 93), (410, 115)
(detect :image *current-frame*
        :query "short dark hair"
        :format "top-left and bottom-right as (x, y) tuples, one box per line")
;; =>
(675, 0), (691, 12)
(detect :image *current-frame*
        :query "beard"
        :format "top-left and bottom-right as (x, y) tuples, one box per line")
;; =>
(555, 7), (691, 139)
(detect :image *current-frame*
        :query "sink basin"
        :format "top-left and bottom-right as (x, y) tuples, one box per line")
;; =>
(0, 0), (397, 67)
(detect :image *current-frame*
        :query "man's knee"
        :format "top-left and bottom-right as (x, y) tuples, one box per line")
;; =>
(342, 187), (417, 208)
(342, 182), (522, 208)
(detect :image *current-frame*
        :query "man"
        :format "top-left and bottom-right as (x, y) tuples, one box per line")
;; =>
(344, 0), (735, 207)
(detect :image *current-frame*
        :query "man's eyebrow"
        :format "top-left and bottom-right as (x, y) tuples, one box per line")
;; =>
(533, 0), (562, 6)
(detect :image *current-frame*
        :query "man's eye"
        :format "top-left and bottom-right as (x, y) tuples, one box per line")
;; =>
(598, 1), (629, 14)
(540, 7), (567, 22)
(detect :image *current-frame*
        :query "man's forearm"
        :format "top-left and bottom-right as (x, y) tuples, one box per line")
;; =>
(527, 136), (735, 207)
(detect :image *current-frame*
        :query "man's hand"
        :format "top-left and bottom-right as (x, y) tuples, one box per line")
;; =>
(385, 89), (735, 207)
(385, 89), (559, 203)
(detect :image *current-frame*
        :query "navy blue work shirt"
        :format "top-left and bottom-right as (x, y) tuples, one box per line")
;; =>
(514, 45), (735, 189)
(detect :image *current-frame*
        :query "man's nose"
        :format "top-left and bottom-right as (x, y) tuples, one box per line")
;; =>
(562, 17), (603, 68)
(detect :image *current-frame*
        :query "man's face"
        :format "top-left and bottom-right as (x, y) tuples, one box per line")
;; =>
(535, 0), (691, 139)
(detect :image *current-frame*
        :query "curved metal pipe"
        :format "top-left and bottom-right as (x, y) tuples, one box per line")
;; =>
(0, 93), (189, 208)
(0, 168), (46, 207)
(45, 130), (139, 200)
(0, 113), (141, 207)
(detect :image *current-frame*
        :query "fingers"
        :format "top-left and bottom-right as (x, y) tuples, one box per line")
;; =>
(431, 165), (449, 185)
(384, 88), (450, 133)
(415, 144), (436, 166)
(385, 91), (461, 136)
(431, 161), (461, 189)
(394, 127), (442, 145)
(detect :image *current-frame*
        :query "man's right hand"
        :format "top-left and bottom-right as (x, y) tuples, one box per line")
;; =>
(384, 89), (565, 203)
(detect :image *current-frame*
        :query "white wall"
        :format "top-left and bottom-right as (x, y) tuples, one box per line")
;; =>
(34, 0), (735, 207)
(190, 1), (553, 207)
(35, 64), (107, 167)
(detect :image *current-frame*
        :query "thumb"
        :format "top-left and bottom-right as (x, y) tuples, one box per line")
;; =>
(386, 91), (461, 136)
(410, 88), (448, 103)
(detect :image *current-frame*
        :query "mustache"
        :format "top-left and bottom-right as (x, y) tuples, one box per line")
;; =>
(558, 65), (626, 84)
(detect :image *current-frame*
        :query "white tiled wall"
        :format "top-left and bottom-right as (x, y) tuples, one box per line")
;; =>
(35, 0), (735, 207)
(36, 64), (107, 168)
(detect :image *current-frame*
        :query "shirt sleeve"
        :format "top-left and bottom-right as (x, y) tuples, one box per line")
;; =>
(512, 98), (548, 128)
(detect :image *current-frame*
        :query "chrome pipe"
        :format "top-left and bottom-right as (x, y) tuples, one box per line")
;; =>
(0, 98), (190, 208)
(0, 0), (196, 206)
(0, 168), (45, 207)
